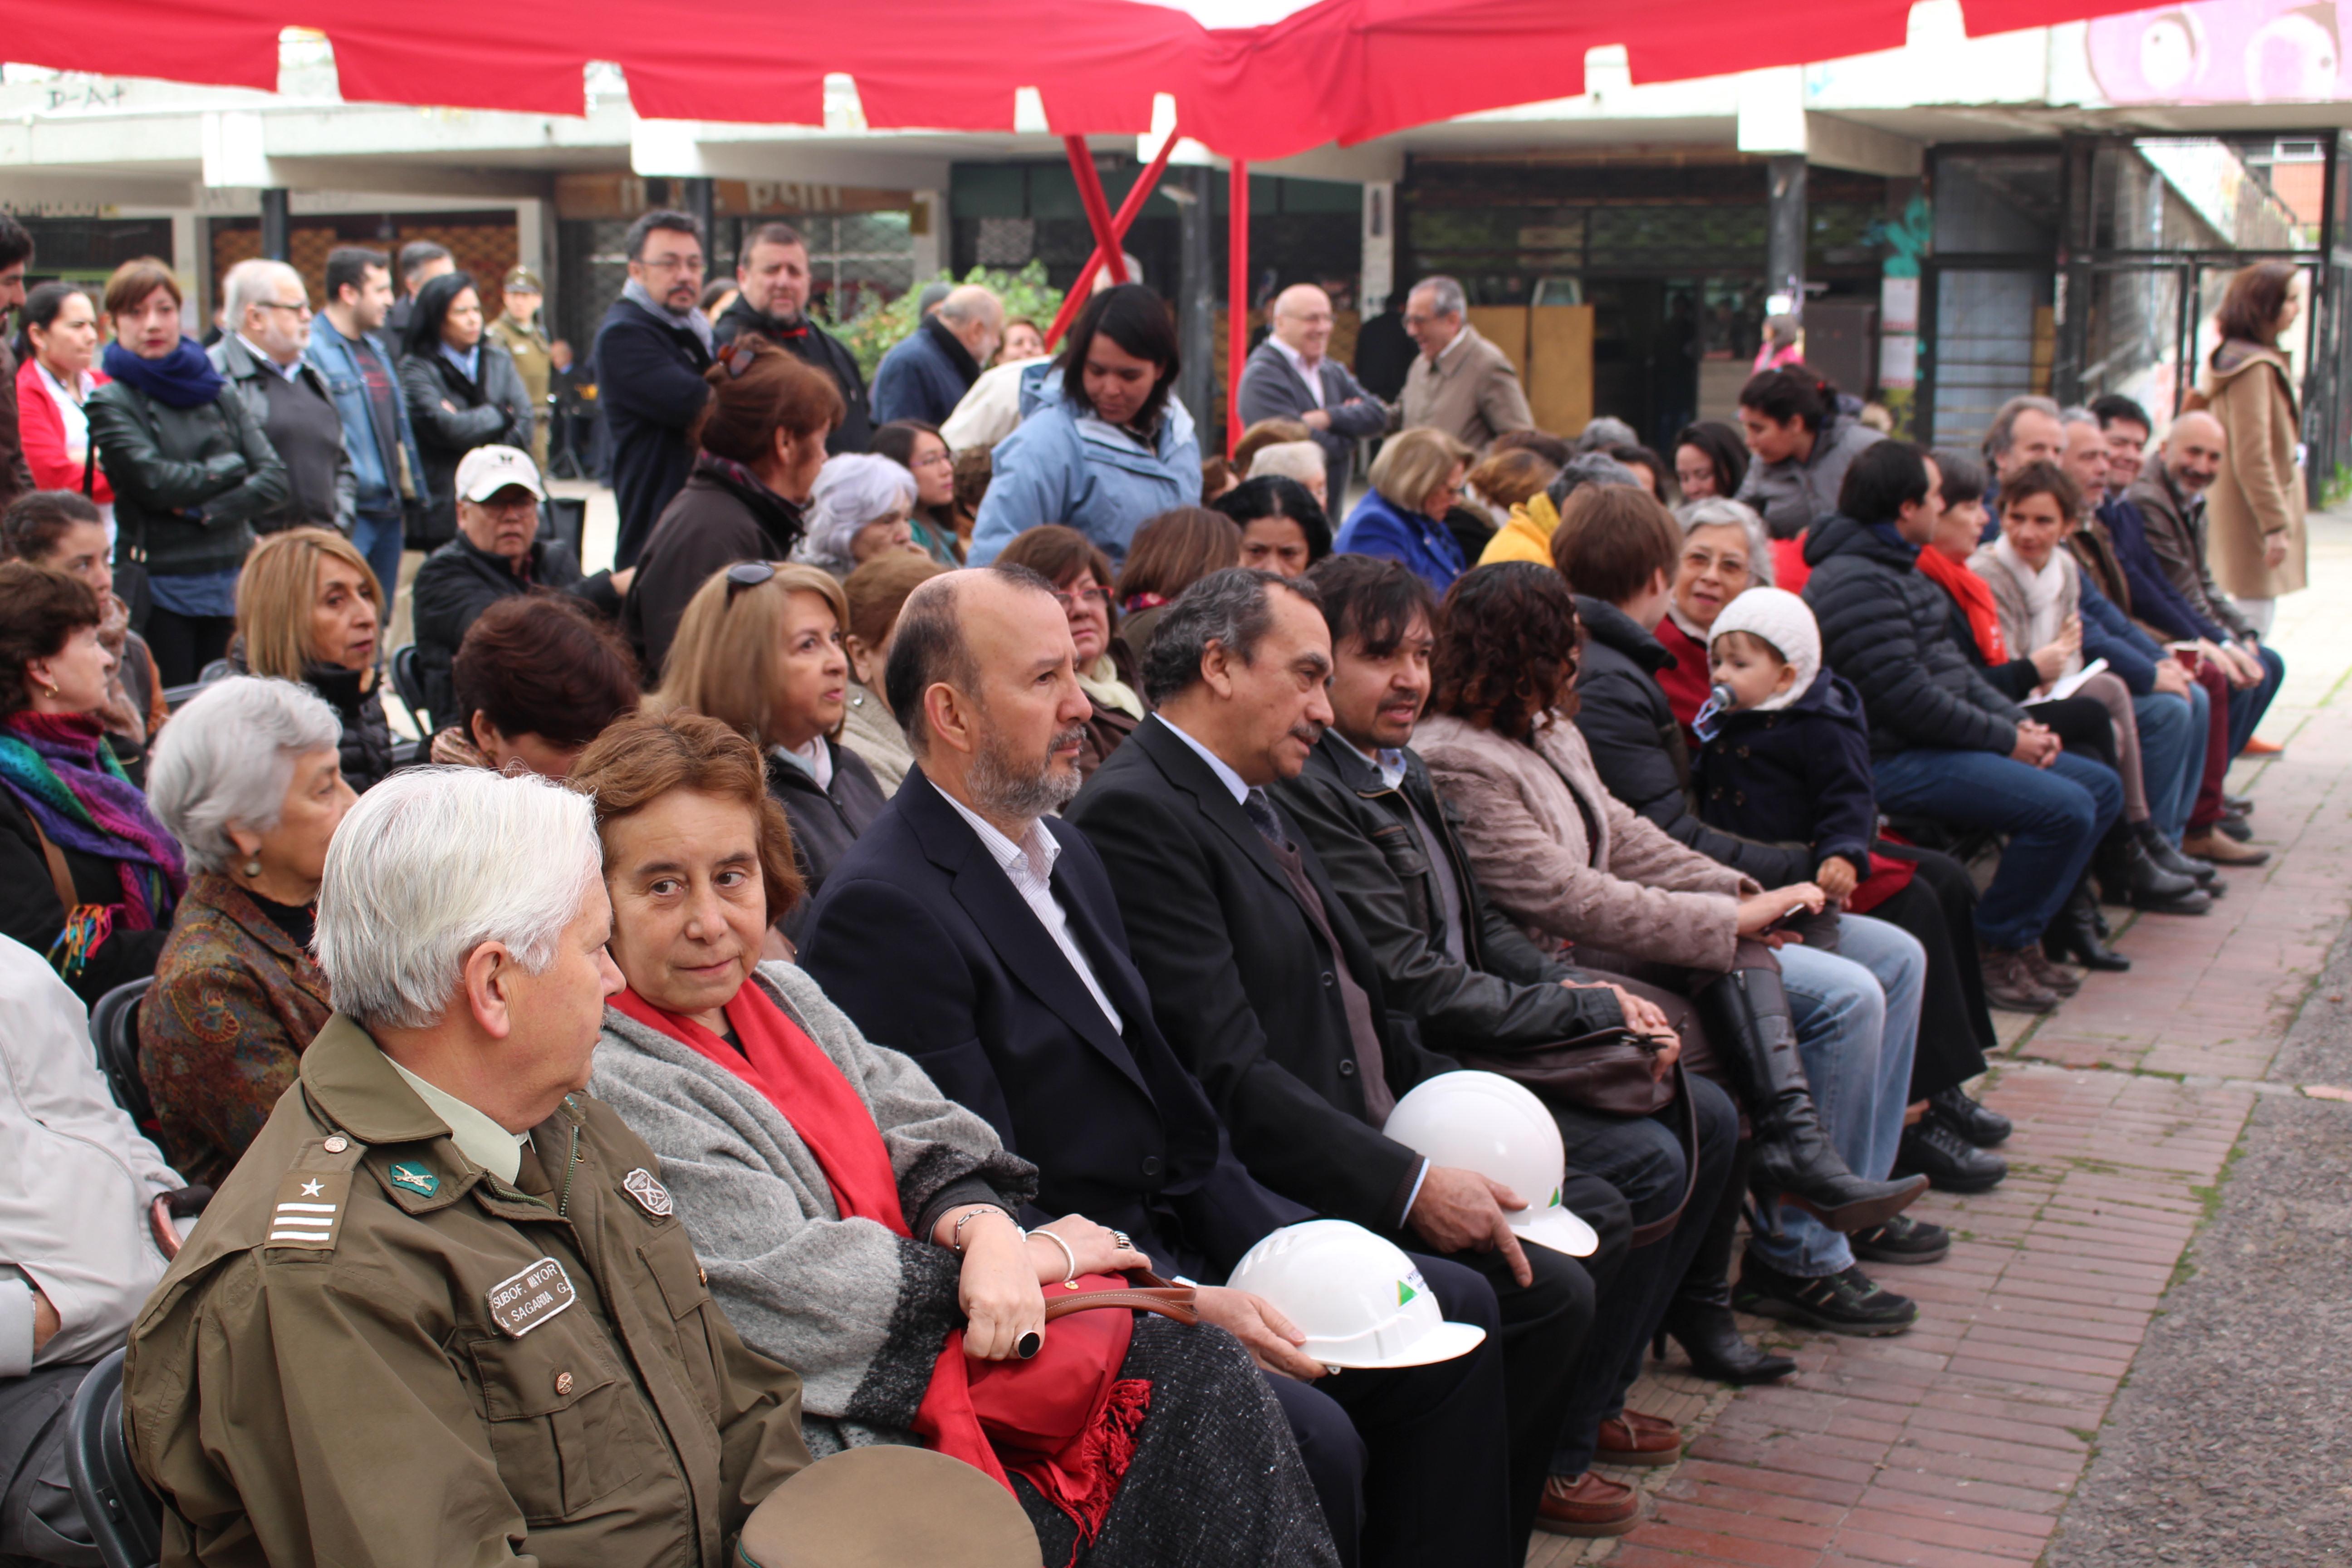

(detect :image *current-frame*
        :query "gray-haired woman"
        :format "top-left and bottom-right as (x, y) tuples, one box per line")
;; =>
(1654, 497), (1775, 722)
(798, 452), (926, 578)
(139, 675), (355, 1186)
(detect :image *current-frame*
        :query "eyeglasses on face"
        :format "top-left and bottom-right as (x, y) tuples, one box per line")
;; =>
(1051, 585), (1109, 610)
(724, 560), (776, 606)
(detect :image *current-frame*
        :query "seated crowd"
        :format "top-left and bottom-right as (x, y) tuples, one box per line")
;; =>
(0, 233), (2296, 1568)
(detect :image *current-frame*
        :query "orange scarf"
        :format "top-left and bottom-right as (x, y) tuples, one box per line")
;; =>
(1915, 546), (2008, 665)
(612, 983), (1147, 1557)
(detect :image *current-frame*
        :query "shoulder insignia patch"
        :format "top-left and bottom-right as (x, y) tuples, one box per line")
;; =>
(388, 1162), (439, 1196)
(266, 1170), (353, 1250)
(622, 1167), (673, 1218)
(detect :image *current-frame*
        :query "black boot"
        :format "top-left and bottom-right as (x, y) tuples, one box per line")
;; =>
(2095, 828), (2208, 912)
(1653, 1141), (1797, 1385)
(1695, 966), (1927, 1235)
(2138, 822), (2215, 886)
(2043, 877), (2130, 971)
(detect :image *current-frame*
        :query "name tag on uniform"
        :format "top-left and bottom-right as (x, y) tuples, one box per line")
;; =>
(487, 1257), (578, 1338)
(266, 1171), (352, 1249)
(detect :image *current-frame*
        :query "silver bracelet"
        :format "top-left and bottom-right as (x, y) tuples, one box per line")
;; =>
(1029, 1225), (1079, 1285)
(950, 1206), (1009, 1254)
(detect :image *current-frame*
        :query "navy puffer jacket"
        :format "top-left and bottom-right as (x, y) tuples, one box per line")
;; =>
(1800, 512), (2024, 757)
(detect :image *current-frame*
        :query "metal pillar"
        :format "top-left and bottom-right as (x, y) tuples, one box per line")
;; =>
(682, 177), (715, 248)
(2049, 135), (2096, 407)
(259, 187), (290, 262)
(1765, 155), (1807, 319)
(1175, 165), (1215, 440)
(1228, 160), (1250, 457)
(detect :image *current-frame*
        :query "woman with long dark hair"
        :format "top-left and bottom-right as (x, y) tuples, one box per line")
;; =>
(2202, 260), (2307, 633)
(398, 270), (534, 549)
(870, 417), (964, 565)
(969, 283), (1200, 568)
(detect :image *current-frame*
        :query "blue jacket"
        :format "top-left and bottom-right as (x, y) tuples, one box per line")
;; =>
(1693, 670), (1878, 881)
(870, 315), (980, 428)
(2097, 496), (2228, 643)
(1333, 489), (1467, 595)
(968, 384), (1201, 568)
(304, 319), (421, 520)
(2074, 573), (2163, 694)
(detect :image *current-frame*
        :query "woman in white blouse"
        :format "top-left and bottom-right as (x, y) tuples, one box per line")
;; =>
(14, 282), (115, 535)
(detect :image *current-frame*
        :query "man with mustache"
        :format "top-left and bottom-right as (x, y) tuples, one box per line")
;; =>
(804, 563), (1549, 1568)
(592, 209), (714, 568)
(1064, 568), (1624, 1564)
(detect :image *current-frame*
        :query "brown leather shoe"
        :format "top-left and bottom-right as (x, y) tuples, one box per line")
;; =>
(1595, 1409), (1684, 1467)
(2184, 829), (2272, 866)
(1535, 1472), (1642, 1537)
(2021, 943), (2082, 996)
(1980, 946), (2059, 1013)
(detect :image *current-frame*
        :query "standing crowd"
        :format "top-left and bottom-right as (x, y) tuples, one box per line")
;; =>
(0, 203), (2302, 1567)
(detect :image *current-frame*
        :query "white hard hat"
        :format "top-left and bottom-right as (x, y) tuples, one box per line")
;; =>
(1225, 1220), (1488, 1370)
(1383, 1071), (1600, 1258)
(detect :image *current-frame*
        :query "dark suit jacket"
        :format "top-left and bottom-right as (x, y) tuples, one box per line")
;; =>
(1235, 339), (1389, 501)
(800, 767), (1306, 1278)
(1065, 718), (1456, 1233)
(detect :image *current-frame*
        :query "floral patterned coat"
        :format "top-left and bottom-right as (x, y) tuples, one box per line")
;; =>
(138, 874), (332, 1187)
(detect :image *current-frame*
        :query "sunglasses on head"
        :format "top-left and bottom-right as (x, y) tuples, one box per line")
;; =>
(724, 560), (776, 606)
(721, 342), (762, 380)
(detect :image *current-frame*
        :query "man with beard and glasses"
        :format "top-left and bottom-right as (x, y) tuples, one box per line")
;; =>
(801, 565), (1521, 1568)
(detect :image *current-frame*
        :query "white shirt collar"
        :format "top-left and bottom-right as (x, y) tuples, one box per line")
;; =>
(33, 360), (91, 401)
(1431, 323), (1473, 368)
(1270, 333), (1324, 382)
(931, 781), (1059, 886)
(387, 1058), (527, 1183)
(238, 335), (303, 381)
(1153, 714), (1250, 806)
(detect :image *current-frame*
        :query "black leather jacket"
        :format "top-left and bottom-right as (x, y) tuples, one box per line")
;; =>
(1274, 728), (1624, 1055)
(87, 377), (288, 579)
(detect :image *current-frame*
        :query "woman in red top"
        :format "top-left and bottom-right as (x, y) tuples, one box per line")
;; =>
(14, 282), (114, 514)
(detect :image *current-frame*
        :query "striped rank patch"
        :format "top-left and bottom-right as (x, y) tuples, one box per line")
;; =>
(266, 1169), (353, 1250)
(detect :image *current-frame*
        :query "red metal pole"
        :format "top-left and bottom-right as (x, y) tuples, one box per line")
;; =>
(1062, 135), (1128, 285)
(1043, 126), (1181, 349)
(1228, 157), (1250, 457)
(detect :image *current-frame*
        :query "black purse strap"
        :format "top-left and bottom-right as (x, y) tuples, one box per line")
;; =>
(1626, 1061), (1699, 1250)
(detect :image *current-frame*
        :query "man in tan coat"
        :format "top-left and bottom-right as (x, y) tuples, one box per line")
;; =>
(1397, 275), (1534, 452)
(126, 768), (811, 1568)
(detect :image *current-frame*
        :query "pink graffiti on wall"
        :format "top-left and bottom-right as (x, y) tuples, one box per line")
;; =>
(2088, 0), (2350, 103)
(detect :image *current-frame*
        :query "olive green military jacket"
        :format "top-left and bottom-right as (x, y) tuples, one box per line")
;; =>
(125, 1014), (811, 1568)
(487, 314), (552, 468)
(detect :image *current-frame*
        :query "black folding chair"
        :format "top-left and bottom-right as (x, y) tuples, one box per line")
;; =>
(63, 1348), (163, 1568)
(390, 643), (431, 733)
(86, 980), (155, 1136)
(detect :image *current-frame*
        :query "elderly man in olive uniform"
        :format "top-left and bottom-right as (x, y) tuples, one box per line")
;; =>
(126, 767), (811, 1568)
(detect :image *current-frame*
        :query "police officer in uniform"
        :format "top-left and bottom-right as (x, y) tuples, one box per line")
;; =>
(487, 265), (555, 470)
(127, 768), (812, 1568)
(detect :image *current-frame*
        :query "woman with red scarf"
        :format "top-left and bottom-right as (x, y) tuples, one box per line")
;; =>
(0, 562), (184, 1003)
(574, 711), (1337, 1568)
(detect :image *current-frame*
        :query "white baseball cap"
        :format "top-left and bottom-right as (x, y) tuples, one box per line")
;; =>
(456, 444), (546, 503)
(1383, 1071), (1601, 1258)
(1225, 1220), (1488, 1370)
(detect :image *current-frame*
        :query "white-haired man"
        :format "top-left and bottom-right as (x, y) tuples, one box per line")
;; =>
(209, 259), (354, 533)
(127, 768), (813, 1567)
(1397, 274), (1533, 451)
(873, 283), (1004, 427)
(1237, 283), (1392, 501)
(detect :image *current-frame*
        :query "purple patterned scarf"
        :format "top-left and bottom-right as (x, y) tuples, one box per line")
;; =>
(0, 711), (185, 944)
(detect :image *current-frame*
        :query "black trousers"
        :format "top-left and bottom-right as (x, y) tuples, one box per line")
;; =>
(0, 1362), (99, 1568)
(1274, 1251), (1515, 1568)
(1866, 842), (1997, 1100)
(1548, 1081), (1737, 1474)
(140, 607), (234, 689)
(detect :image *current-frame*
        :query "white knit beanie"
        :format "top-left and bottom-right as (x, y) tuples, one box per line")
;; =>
(1707, 587), (1820, 713)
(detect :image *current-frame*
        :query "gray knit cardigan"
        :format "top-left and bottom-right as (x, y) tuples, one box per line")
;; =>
(590, 960), (1036, 1455)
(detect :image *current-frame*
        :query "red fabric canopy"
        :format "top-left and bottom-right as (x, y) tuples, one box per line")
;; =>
(0, 0), (2162, 160)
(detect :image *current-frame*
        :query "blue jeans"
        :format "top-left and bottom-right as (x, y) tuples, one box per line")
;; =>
(350, 508), (406, 614)
(1745, 916), (1926, 1279)
(2133, 688), (2203, 843)
(1873, 748), (2123, 949)
(2226, 644), (2285, 759)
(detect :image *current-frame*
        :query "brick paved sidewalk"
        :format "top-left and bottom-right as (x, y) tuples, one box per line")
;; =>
(1526, 511), (2352, 1568)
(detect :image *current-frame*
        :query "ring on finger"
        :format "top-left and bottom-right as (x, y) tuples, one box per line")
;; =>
(1111, 1230), (1132, 1251)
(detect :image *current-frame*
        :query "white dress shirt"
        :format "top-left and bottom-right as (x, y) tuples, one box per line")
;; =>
(1269, 336), (1327, 410)
(1153, 714), (1250, 806)
(931, 781), (1123, 1033)
(237, 334), (305, 382)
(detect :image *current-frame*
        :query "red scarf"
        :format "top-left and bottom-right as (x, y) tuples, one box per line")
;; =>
(1915, 547), (2008, 665)
(611, 983), (1146, 1555)
(1653, 614), (1715, 737)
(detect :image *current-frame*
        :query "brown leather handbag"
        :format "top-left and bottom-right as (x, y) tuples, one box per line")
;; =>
(1042, 1269), (1200, 1327)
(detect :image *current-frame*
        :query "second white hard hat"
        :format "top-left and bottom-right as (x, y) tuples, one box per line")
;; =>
(1383, 1070), (1601, 1258)
(1226, 1220), (1488, 1370)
